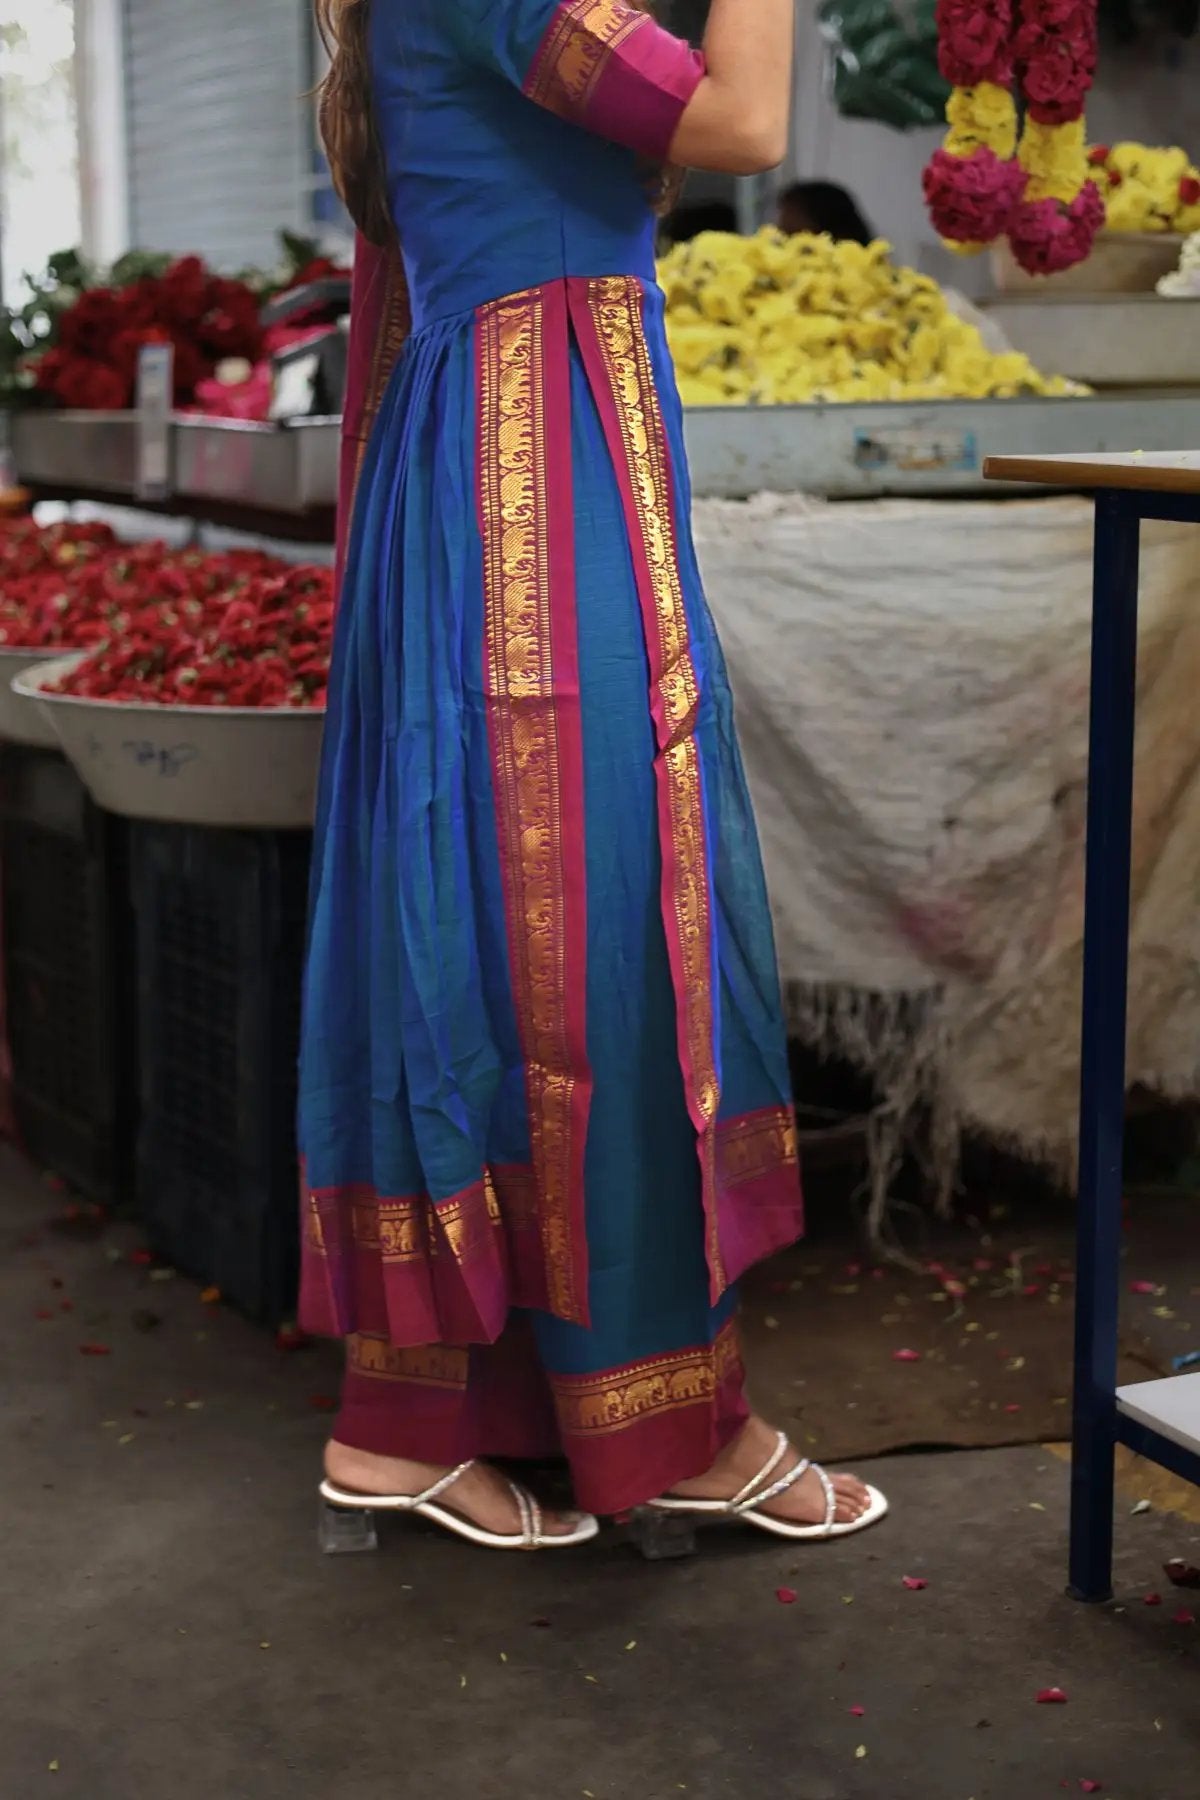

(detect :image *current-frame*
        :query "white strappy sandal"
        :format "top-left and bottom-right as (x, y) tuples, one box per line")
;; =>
(645, 1431), (888, 1543)
(319, 1460), (600, 1553)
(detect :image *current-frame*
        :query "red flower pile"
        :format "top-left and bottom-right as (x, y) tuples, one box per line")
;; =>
(50, 559), (333, 709)
(0, 518), (331, 707)
(0, 519), (121, 647)
(34, 256), (264, 412)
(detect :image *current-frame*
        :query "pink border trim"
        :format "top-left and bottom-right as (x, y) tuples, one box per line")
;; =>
(299, 1163), (547, 1348)
(541, 282), (594, 1311)
(474, 284), (593, 1326)
(524, 2), (705, 164)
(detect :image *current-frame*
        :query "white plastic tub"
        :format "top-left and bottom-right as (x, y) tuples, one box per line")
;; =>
(15, 654), (325, 829)
(0, 646), (71, 748)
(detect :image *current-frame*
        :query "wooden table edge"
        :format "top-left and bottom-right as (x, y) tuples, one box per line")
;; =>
(983, 453), (1200, 496)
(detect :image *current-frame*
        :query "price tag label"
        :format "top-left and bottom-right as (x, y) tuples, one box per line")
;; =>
(136, 342), (174, 501)
(853, 426), (978, 476)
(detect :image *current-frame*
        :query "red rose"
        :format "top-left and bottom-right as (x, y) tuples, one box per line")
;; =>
(158, 255), (214, 329)
(116, 280), (163, 331)
(58, 289), (125, 358)
(54, 358), (131, 412)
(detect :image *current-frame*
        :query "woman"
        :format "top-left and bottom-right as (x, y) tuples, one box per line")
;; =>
(301, 0), (887, 1551)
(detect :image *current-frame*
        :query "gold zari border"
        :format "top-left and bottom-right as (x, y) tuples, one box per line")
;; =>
(551, 1322), (742, 1436)
(716, 1108), (800, 1187)
(526, 0), (645, 120)
(304, 1169), (536, 1267)
(478, 290), (582, 1322)
(347, 1333), (469, 1389)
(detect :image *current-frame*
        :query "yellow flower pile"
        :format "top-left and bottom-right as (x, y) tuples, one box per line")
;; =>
(1094, 143), (1200, 235)
(659, 230), (1079, 407)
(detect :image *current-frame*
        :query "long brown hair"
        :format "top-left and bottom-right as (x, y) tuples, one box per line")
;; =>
(314, 0), (669, 246)
(314, 0), (391, 245)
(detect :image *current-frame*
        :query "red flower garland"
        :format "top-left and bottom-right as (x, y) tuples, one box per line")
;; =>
(1007, 0), (1102, 275)
(936, 0), (1016, 86)
(1014, 0), (1098, 126)
(925, 0), (1026, 248)
(923, 146), (1026, 246)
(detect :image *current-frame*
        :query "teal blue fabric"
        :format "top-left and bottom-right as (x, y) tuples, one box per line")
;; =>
(300, 0), (793, 1385)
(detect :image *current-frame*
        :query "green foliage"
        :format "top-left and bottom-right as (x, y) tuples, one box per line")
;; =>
(819, 0), (951, 131)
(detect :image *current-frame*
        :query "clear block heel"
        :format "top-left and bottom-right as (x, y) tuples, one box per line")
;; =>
(318, 1501), (380, 1555)
(628, 1507), (698, 1561)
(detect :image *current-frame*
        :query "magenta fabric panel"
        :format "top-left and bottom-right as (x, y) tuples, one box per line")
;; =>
(523, 1), (704, 161)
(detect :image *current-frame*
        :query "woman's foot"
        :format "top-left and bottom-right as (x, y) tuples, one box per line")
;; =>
(669, 1415), (874, 1527)
(323, 1441), (585, 1537)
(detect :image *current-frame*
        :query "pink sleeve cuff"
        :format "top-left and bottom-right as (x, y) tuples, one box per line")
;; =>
(525, 1), (705, 162)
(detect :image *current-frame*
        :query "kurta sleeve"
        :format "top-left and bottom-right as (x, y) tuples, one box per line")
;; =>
(454, 0), (706, 163)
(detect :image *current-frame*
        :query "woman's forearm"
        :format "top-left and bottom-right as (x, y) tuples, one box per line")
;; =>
(668, 0), (795, 176)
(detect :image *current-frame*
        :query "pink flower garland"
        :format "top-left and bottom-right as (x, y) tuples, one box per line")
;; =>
(1007, 0), (1102, 274)
(923, 0), (1103, 276)
(923, 0), (1026, 248)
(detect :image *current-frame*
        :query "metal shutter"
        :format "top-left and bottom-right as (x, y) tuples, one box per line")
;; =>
(123, 0), (310, 270)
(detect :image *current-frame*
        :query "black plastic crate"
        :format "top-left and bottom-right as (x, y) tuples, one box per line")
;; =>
(131, 823), (310, 1323)
(0, 744), (136, 1206)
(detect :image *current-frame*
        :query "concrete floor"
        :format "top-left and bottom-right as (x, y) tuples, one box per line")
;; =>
(2, 1152), (1197, 1800)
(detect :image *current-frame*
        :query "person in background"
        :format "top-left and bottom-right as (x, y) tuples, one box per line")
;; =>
(777, 179), (875, 244)
(660, 199), (739, 246)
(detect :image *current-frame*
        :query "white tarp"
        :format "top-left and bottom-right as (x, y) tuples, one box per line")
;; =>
(696, 493), (1200, 1224)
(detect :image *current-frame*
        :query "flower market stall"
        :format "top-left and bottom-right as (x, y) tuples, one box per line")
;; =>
(0, 515), (331, 1317)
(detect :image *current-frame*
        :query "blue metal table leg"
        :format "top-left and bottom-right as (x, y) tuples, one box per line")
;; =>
(1068, 491), (1141, 1604)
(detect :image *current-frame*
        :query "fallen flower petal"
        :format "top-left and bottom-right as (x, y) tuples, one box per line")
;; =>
(129, 1249), (154, 1267)
(1164, 1559), (1200, 1589)
(1036, 1687), (1068, 1704)
(776, 1587), (798, 1605)
(849, 1705), (865, 1717)
(200, 1286), (221, 1306)
(892, 1348), (922, 1363)
(902, 1576), (929, 1591)
(307, 1394), (338, 1412)
(1143, 1593), (1163, 1607)
(1128, 1280), (1158, 1295)
(79, 1343), (111, 1356)
(1171, 1608), (1196, 1626)
(35, 1308), (53, 1321)
(1078, 1784), (1102, 1795)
